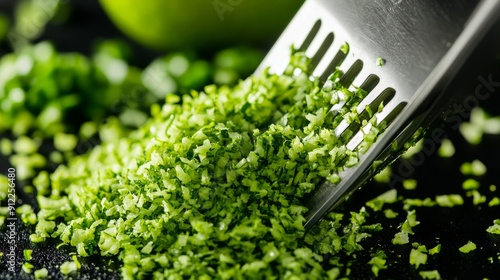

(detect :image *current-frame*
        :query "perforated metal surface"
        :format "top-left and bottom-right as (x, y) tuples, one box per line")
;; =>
(257, 0), (500, 228)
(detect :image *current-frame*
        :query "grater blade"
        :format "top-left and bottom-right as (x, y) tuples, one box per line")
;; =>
(256, 0), (500, 229)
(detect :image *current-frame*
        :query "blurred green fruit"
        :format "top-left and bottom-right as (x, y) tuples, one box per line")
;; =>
(99, 0), (304, 51)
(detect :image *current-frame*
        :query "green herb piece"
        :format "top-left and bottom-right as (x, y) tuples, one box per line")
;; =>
(60, 261), (78, 275)
(419, 270), (441, 279)
(461, 160), (486, 176)
(409, 248), (427, 269)
(392, 210), (419, 245)
(72, 255), (82, 270)
(54, 133), (78, 152)
(24, 249), (33, 261)
(403, 179), (417, 190)
(0, 138), (12, 156)
(435, 194), (464, 207)
(368, 250), (387, 276)
(488, 197), (500, 207)
(429, 244), (441, 255)
(0, 252), (3, 257)
(437, 138), (455, 158)
(486, 220), (500, 234)
(384, 209), (398, 219)
(29, 234), (45, 243)
(374, 166), (392, 183)
(401, 139), (423, 159)
(458, 241), (477, 253)
(13, 136), (40, 155)
(366, 189), (398, 211)
(403, 198), (435, 209)
(490, 185), (497, 192)
(459, 122), (482, 145)
(462, 179), (480, 190)
(468, 190), (486, 205)
(34, 268), (49, 279)
(392, 232), (409, 245)
(376, 57), (386, 67)
(22, 262), (34, 274)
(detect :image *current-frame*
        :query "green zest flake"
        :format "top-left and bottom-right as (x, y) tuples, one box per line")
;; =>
(435, 194), (464, 207)
(461, 160), (486, 176)
(340, 42), (350, 54)
(462, 179), (480, 190)
(384, 209), (399, 219)
(60, 261), (78, 275)
(0, 252), (3, 257)
(13, 136), (40, 154)
(374, 166), (392, 183)
(368, 250), (387, 276)
(468, 190), (486, 205)
(459, 122), (482, 145)
(22, 262), (34, 274)
(458, 241), (477, 253)
(24, 249), (33, 261)
(403, 198), (436, 209)
(376, 57), (385, 67)
(486, 220), (500, 234)
(419, 270), (442, 280)
(488, 197), (500, 207)
(392, 210), (419, 245)
(429, 244), (441, 255)
(53, 133), (78, 152)
(366, 189), (398, 211)
(403, 179), (417, 190)
(409, 248), (427, 269)
(34, 268), (49, 279)
(437, 138), (455, 158)
(401, 139), (423, 159)
(0, 138), (12, 156)
(72, 255), (82, 270)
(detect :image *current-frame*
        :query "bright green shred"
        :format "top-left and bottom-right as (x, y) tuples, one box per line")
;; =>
(462, 178), (480, 190)
(22, 262), (34, 273)
(403, 179), (417, 190)
(435, 194), (464, 207)
(60, 261), (78, 275)
(429, 244), (441, 255)
(409, 248), (427, 269)
(366, 189), (398, 211)
(488, 197), (500, 207)
(458, 241), (477, 253)
(34, 268), (49, 279)
(383, 209), (398, 219)
(437, 138), (455, 158)
(419, 270), (441, 279)
(374, 166), (392, 183)
(486, 220), (500, 234)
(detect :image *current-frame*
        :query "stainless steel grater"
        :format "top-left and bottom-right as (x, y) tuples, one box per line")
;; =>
(256, 0), (500, 229)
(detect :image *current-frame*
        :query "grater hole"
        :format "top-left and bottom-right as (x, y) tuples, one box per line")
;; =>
(319, 49), (348, 82)
(377, 102), (407, 129)
(358, 74), (380, 93)
(309, 33), (334, 72)
(298, 20), (322, 52)
(336, 87), (395, 142)
(339, 60), (363, 88)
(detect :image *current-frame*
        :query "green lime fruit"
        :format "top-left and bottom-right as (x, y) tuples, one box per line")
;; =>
(99, 0), (304, 51)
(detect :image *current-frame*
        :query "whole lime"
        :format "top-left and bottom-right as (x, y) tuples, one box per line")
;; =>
(99, 0), (304, 51)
